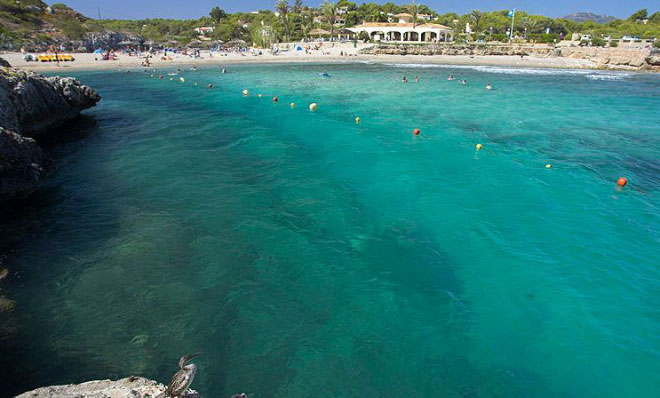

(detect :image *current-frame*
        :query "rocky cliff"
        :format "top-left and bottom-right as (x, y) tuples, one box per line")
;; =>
(0, 66), (100, 204)
(16, 377), (198, 398)
(0, 68), (100, 137)
(553, 46), (658, 70)
(0, 127), (54, 203)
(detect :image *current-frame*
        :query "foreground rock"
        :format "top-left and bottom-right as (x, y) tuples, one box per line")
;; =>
(0, 127), (54, 203)
(0, 57), (10, 67)
(0, 67), (100, 137)
(16, 376), (198, 398)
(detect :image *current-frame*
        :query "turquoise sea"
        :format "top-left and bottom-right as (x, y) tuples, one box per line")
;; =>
(1, 63), (660, 397)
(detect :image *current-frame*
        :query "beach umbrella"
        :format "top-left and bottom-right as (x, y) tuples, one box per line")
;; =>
(309, 28), (331, 36)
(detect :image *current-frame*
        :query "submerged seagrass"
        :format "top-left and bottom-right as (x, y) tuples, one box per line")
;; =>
(3, 64), (660, 398)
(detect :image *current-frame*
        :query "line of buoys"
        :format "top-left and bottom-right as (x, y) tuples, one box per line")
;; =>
(475, 143), (483, 150)
(413, 128), (420, 136)
(258, 94), (263, 98)
(273, 96), (279, 103)
(179, 77), (185, 83)
(309, 103), (318, 111)
(243, 89), (249, 96)
(545, 164), (552, 168)
(355, 117), (361, 124)
(290, 103), (296, 109)
(617, 177), (627, 187)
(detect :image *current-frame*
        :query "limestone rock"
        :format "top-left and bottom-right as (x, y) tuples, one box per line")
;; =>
(0, 67), (100, 137)
(0, 127), (54, 204)
(0, 57), (10, 67)
(16, 376), (199, 398)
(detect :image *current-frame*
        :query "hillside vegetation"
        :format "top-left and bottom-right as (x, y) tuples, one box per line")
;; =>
(1, 1), (658, 50)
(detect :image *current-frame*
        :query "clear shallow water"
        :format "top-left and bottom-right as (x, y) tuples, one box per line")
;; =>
(1, 63), (660, 397)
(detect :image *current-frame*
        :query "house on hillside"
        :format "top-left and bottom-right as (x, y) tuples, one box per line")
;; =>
(194, 27), (215, 36)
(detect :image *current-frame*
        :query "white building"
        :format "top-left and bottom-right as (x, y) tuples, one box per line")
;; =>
(349, 13), (453, 43)
(194, 27), (215, 35)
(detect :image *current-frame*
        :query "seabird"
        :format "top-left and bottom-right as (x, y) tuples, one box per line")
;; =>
(165, 354), (201, 398)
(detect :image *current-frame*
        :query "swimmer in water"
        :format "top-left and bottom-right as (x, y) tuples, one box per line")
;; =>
(208, 84), (214, 88)
(415, 76), (419, 83)
(222, 68), (226, 74)
(486, 84), (492, 90)
(402, 76), (408, 83)
(461, 79), (467, 85)
(448, 75), (455, 81)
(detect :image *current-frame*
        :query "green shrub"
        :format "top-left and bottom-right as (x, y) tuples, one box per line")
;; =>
(654, 41), (660, 48)
(609, 40), (619, 47)
(591, 37), (606, 46)
(528, 33), (559, 43)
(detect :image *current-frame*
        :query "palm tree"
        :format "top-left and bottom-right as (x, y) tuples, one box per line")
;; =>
(407, 1), (420, 28)
(521, 17), (537, 39)
(321, 1), (338, 42)
(470, 10), (482, 32)
(276, 0), (290, 42)
(292, 0), (303, 13)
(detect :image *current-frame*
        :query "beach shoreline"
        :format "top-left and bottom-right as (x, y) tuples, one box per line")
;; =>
(4, 44), (650, 73)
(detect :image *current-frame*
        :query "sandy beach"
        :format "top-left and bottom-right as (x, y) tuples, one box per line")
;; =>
(2, 42), (599, 72)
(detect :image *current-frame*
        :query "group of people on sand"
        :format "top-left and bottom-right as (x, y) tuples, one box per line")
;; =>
(403, 74), (492, 90)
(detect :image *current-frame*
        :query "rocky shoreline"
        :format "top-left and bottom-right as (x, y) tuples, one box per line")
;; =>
(362, 43), (660, 71)
(16, 376), (198, 398)
(0, 57), (100, 205)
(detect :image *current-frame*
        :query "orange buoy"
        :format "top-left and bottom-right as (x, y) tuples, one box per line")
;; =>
(413, 128), (421, 136)
(617, 177), (627, 187)
(273, 96), (279, 103)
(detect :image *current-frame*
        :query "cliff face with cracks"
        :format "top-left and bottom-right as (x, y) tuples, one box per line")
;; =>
(0, 67), (100, 137)
(0, 65), (100, 204)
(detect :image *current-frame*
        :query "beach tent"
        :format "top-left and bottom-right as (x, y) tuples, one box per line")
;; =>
(295, 45), (303, 51)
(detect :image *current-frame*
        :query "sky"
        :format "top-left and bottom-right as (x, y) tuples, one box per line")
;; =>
(58, 0), (657, 20)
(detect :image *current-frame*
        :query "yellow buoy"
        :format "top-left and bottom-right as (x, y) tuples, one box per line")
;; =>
(355, 117), (361, 124)
(309, 103), (318, 111)
(243, 89), (249, 96)
(545, 164), (552, 168)
(179, 77), (185, 83)
(290, 103), (296, 108)
(476, 144), (483, 150)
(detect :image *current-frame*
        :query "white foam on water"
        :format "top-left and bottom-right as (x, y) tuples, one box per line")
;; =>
(380, 63), (634, 80)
